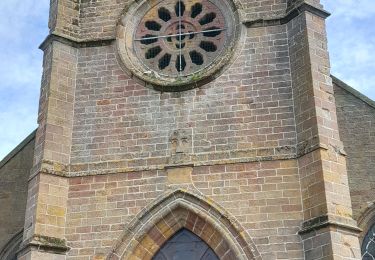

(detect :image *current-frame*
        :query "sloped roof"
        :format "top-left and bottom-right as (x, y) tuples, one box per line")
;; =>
(332, 75), (375, 109)
(0, 129), (36, 169)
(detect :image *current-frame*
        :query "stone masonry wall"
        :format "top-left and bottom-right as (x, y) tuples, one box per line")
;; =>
(54, 0), (290, 41)
(0, 133), (35, 250)
(66, 159), (305, 259)
(287, 9), (361, 260)
(22, 40), (78, 249)
(49, 0), (79, 39)
(61, 0), (330, 42)
(334, 82), (375, 221)
(288, 9), (355, 226)
(70, 24), (297, 174)
(15, 0), (365, 258)
(287, 0), (322, 12)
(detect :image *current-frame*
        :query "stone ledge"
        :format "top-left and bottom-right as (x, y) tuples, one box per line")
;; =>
(31, 148), (297, 178)
(39, 32), (115, 51)
(28, 144), (342, 178)
(18, 235), (69, 256)
(299, 215), (362, 235)
(243, 2), (330, 28)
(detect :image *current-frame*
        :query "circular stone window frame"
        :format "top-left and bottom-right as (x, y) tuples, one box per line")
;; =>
(116, 0), (245, 92)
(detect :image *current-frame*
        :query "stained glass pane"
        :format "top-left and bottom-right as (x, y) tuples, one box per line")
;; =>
(362, 223), (375, 259)
(152, 229), (219, 260)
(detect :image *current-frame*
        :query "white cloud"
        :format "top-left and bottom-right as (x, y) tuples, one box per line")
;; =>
(0, 1), (49, 42)
(0, 0), (48, 160)
(0, 0), (48, 87)
(0, 102), (38, 159)
(322, 0), (375, 20)
(322, 0), (375, 100)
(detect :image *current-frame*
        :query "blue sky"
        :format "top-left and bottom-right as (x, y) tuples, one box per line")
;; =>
(0, 0), (374, 160)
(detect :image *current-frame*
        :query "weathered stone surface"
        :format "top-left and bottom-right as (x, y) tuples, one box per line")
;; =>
(333, 78), (375, 226)
(70, 24), (297, 171)
(166, 167), (192, 184)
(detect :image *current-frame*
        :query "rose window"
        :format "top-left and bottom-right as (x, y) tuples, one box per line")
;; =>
(134, 0), (226, 77)
(117, 0), (240, 90)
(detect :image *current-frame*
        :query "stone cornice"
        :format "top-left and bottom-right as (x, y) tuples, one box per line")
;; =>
(38, 3), (330, 50)
(243, 2), (330, 28)
(39, 33), (115, 51)
(18, 235), (69, 256)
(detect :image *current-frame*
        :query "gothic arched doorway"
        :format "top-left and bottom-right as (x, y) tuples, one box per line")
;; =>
(152, 229), (219, 260)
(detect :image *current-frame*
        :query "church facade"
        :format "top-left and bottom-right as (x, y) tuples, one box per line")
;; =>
(0, 0), (374, 259)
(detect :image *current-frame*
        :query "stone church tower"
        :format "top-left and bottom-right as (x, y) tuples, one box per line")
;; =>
(8, 0), (367, 259)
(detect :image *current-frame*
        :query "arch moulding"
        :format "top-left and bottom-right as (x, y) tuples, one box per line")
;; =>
(357, 202), (375, 244)
(107, 189), (261, 260)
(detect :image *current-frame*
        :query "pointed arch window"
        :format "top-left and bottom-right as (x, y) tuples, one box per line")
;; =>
(153, 229), (219, 260)
(362, 222), (375, 260)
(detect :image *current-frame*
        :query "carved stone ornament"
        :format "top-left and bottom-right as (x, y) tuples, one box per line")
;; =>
(170, 129), (192, 155)
(117, 0), (242, 91)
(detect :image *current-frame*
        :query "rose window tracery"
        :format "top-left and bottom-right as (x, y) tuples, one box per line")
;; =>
(117, 0), (240, 90)
(134, 0), (226, 77)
